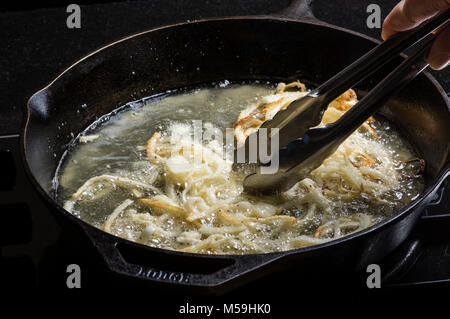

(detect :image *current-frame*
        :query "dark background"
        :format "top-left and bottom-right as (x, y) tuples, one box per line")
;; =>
(0, 0), (448, 135)
(0, 0), (449, 304)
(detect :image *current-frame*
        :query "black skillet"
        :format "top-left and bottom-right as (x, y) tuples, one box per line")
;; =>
(22, 0), (450, 294)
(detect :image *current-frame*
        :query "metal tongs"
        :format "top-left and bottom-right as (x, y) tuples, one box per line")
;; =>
(234, 9), (450, 194)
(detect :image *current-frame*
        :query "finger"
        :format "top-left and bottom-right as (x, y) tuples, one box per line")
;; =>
(382, 0), (449, 40)
(426, 26), (450, 69)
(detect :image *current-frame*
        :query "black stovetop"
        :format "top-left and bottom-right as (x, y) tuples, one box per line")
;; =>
(1, 0), (449, 303)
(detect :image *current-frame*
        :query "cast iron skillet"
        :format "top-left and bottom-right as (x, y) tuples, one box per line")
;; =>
(22, 0), (449, 294)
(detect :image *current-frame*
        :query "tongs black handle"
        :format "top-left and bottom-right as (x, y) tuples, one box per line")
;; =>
(316, 8), (450, 104)
(242, 9), (449, 193)
(261, 8), (450, 149)
(317, 35), (434, 151)
(243, 34), (436, 193)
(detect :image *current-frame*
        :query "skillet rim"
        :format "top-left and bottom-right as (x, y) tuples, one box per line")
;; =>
(21, 16), (450, 263)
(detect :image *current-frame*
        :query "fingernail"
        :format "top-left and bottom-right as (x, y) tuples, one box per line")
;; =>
(428, 53), (450, 70)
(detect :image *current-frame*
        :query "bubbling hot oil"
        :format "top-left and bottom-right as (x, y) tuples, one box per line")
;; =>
(57, 82), (274, 224)
(56, 82), (424, 253)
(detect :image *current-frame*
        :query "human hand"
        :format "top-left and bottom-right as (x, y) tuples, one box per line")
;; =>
(382, 0), (450, 70)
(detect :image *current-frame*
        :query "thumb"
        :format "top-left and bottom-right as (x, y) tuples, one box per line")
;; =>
(382, 0), (449, 40)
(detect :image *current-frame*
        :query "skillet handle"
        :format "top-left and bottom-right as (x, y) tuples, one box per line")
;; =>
(382, 165), (450, 283)
(274, 0), (320, 22)
(421, 163), (450, 206)
(81, 223), (283, 291)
